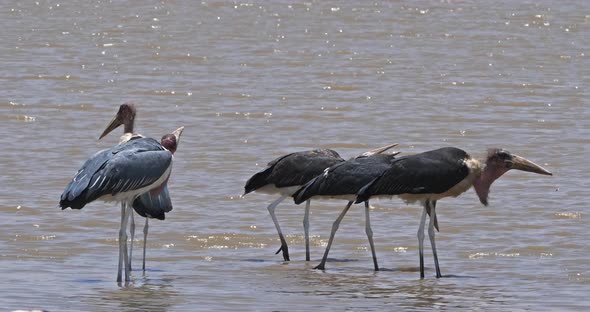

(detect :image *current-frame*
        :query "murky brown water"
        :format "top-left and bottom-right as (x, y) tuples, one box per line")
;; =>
(1, 1), (588, 311)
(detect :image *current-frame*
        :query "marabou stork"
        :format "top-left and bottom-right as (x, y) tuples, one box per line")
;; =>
(292, 151), (406, 271)
(99, 102), (141, 142)
(243, 144), (397, 261)
(60, 126), (184, 283)
(99, 103), (174, 271)
(355, 147), (552, 278)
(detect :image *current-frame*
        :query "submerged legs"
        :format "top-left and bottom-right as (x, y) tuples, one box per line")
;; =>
(303, 200), (311, 261)
(417, 203), (428, 279)
(418, 199), (442, 279)
(314, 201), (353, 270)
(427, 200), (442, 278)
(364, 201), (379, 271)
(118, 203), (125, 283)
(128, 211), (135, 271)
(143, 218), (149, 271)
(267, 195), (290, 261)
(118, 202), (132, 283)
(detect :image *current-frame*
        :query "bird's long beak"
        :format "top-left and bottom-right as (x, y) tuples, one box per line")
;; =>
(510, 155), (552, 176)
(98, 115), (122, 140)
(360, 143), (398, 157)
(172, 126), (184, 143)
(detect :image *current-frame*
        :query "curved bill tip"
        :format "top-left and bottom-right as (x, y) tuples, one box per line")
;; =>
(511, 155), (552, 176)
(172, 126), (185, 141)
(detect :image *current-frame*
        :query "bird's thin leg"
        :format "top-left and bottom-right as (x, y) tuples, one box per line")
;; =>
(142, 218), (148, 272)
(128, 211), (135, 271)
(314, 201), (353, 270)
(417, 201), (428, 279)
(425, 201), (440, 232)
(117, 202), (126, 283)
(428, 200), (442, 278)
(122, 202), (132, 282)
(364, 201), (379, 271)
(267, 195), (290, 261)
(303, 200), (311, 261)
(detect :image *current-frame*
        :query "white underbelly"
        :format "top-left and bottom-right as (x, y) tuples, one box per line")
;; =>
(99, 163), (172, 203)
(253, 184), (302, 196)
(305, 194), (357, 202)
(398, 174), (476, 204)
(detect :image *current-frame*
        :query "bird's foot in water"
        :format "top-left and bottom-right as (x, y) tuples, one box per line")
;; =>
(313, 263), (325, 270)
(275, 245), (290, 261)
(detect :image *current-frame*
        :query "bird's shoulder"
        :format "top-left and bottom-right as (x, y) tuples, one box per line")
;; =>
(268, 148), (341, 166)
(325, 154), (395, 176)
(269, 149), (340, 174)
(369, 148), (470, 194)
(112, 137), (163, 153)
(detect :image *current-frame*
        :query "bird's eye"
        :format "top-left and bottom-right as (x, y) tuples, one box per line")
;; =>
(505, 161), (513, 168)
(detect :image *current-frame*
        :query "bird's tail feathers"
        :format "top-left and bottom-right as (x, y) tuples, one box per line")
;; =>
(355, 177), (379, 204)
(292, 177), (318, 205)
(59, 174), (93, 210)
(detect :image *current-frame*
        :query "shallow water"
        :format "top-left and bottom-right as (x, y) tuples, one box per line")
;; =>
(1, 0), (588, 311)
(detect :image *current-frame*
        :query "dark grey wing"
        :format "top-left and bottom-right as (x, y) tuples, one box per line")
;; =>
(356, 150), (469, 203)
(294, 154), (395, 204)
(243, 153), (293, 195)
(292, 161), (345, 204)
(269, 150), (343, 188)
(132, 184), (173, 220)
(60, 138), (172, 209)
(60, 148), (113, 209)
(244, 149), (343, 194)
(85, 147), (172, 200)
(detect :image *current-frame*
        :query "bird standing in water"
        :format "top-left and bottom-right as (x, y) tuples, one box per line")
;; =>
(99, 103), (175, 272)
(243, 144), (397, 261)
(60, 126), (184, 283)
(293, 151), (402, 271)
(355, 147), (552, 278)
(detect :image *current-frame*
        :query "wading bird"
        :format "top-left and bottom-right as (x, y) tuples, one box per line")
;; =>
(293, 151), (407, 271)
(60, 126), (184, 283)
(243, 144), (397, 261)
(355, 147), (552, 278)
(99, 102), (141, 142)
(99, 103), (174, 271)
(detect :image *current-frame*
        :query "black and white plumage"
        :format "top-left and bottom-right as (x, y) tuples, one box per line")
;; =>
(244, 149), (345, 262)
(60, 126), (184, 283)
(292, 152), (400, 271)
(243, 144), (397, 262)
(355, 147), (552, 278)
(99, 102), (174, 271)
(60, 138), (174, 209)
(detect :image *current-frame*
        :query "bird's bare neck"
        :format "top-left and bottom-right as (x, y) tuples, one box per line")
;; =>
(123, 121), (134, 135)
(472, 160), (508, 206)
